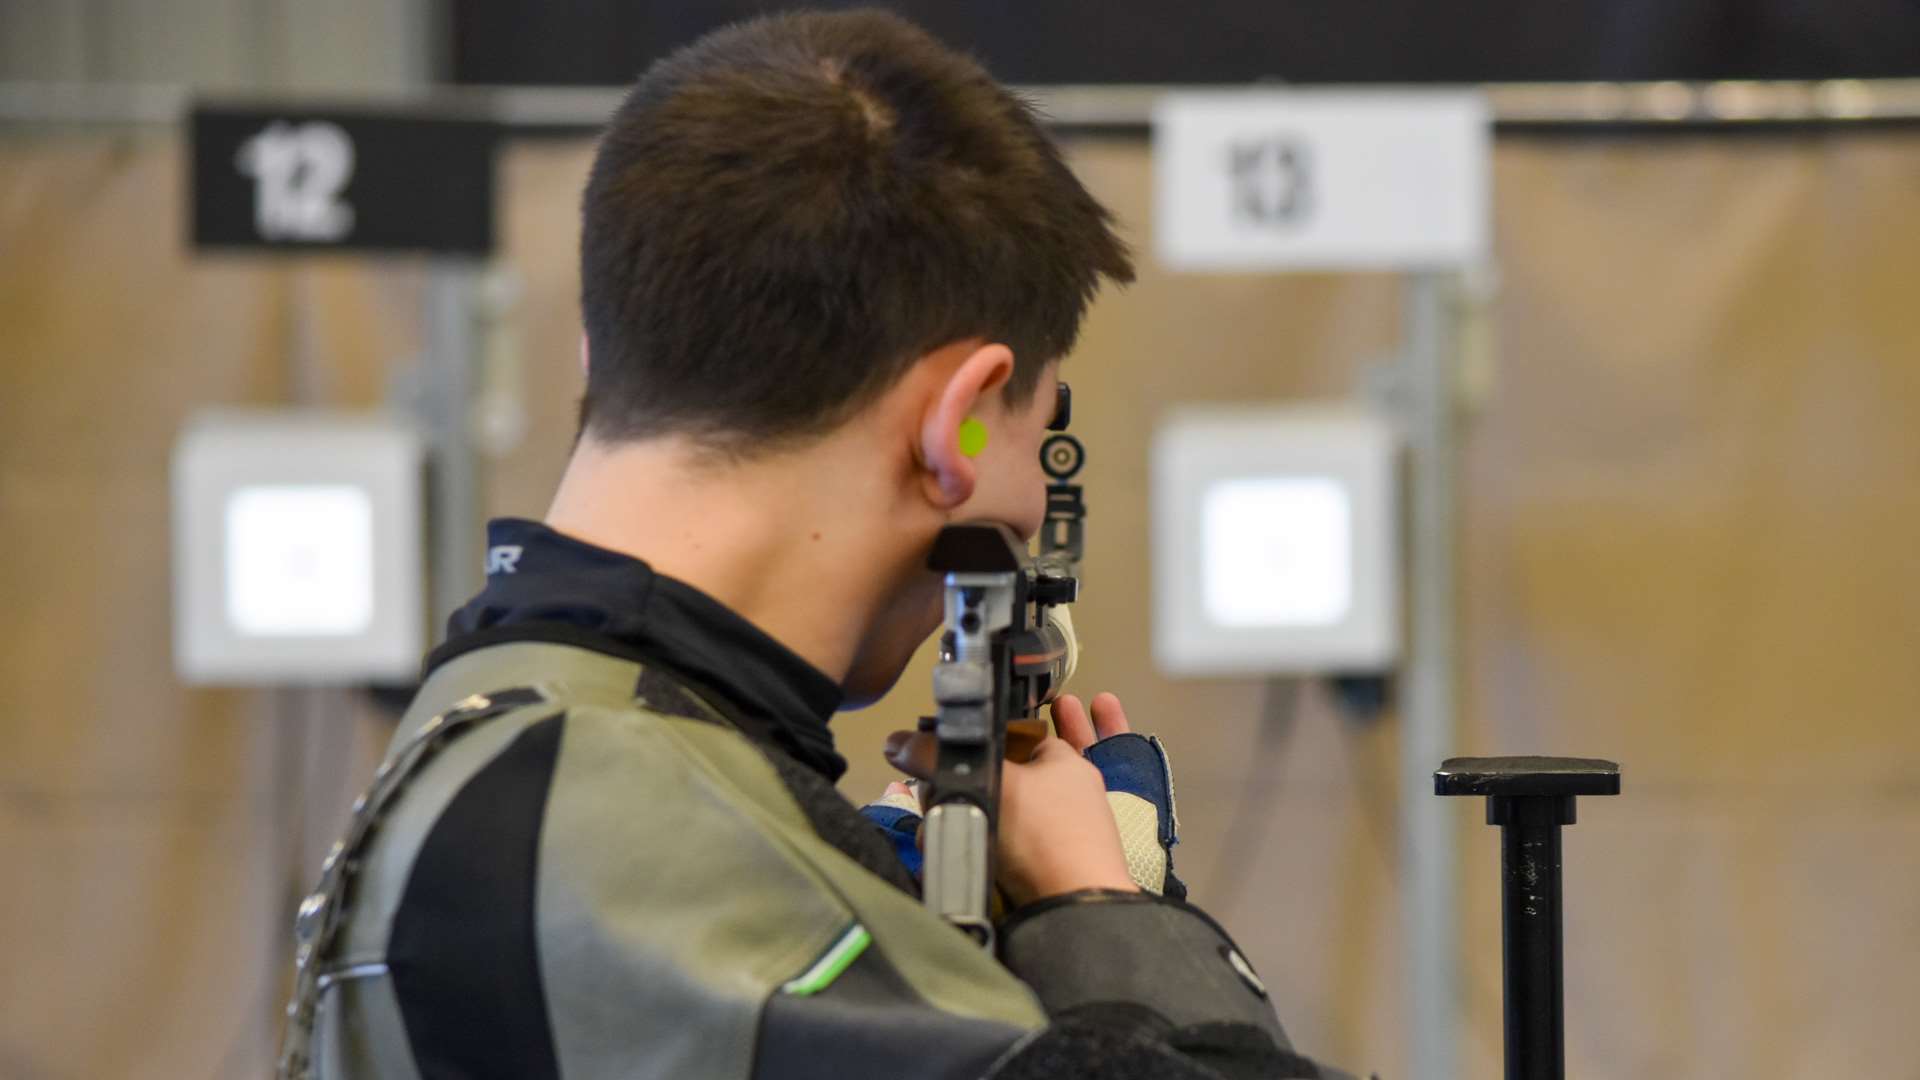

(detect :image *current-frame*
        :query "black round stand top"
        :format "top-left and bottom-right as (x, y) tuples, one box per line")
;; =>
(1434, 756), (1621, 798)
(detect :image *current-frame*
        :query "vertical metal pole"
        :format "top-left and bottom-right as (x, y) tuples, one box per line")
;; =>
(399, 0), (481, 646)
(421, 260), (485, 641)
(1490, 796), (1570, 1080)
(1400, 270), (1461, 1080)
(1437, 757), (1616, 1080)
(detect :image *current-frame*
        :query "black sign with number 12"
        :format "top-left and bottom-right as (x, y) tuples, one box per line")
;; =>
(191, 106), (498, 256)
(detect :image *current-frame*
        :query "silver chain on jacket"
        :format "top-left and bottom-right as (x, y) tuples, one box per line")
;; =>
(275, 685), (555, 1080)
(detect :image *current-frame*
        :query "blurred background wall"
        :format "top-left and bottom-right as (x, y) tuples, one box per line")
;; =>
(4, 3), (1919, 1079)
(0, 0), (432, 91)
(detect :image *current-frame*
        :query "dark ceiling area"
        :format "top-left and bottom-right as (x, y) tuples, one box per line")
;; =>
(451, 0), (1920, 87)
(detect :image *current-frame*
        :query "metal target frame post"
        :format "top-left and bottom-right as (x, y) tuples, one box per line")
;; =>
(1153, 90), (1492, 1080)
(1398, 270), (1469, 1080)
(420, 260), (489, 638)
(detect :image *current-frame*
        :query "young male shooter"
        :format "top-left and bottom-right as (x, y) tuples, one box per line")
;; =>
(283, 11), (1351, 1080)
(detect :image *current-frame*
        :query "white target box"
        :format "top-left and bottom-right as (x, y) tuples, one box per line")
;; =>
(1152, 404), (1401, 676)
(172, 409), (426, 684)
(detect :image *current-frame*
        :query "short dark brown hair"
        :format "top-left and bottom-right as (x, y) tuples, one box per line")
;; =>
(577, 9), (1133, 451)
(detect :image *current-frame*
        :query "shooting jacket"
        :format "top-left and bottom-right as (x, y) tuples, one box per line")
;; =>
(285, 520), (1344, 1080)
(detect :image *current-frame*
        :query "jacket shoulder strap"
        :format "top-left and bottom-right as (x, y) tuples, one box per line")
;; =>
(279, 684), (560, 1080)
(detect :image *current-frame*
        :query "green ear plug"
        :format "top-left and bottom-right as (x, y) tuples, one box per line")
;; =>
(958, 417), (989, 457)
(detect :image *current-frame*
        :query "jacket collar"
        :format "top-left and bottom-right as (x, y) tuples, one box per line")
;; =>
(431, 518), (848, 782)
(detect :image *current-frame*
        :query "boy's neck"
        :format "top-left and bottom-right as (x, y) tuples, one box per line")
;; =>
(543, 430), (934, 688)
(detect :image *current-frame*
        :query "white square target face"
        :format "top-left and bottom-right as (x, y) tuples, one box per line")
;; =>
(1201, 477), (1353, 628)
(1153, 405), (1400, 676)
(224, 485), (376, 637)
(173, 410), (425, 684)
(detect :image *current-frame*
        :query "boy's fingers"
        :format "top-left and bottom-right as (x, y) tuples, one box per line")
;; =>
(1050, 694), (1096, 750)
(871, 780), (922, 815)
(1090, 692), (1131, 739)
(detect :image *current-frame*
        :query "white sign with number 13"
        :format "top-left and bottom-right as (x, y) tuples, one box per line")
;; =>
(1153, 91), (1490, 272)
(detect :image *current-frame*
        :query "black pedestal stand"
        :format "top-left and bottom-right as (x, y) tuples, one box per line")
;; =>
(1435, 756), (1620, 1080)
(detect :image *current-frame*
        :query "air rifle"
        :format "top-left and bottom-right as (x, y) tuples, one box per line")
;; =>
(920, 412), (1086, 948)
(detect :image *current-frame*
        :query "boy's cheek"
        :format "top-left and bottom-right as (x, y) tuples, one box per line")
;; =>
(978, 461), (1049, 540)
(1007, 470), (1049, 541)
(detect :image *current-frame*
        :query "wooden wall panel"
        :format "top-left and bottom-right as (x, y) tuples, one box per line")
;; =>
(1462, 135), (1920, 1078)
(0, 137), (419, 1079)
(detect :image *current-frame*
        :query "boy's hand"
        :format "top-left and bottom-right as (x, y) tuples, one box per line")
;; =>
(994, 734), (1140, 905)
(883, 691), (1143, 907)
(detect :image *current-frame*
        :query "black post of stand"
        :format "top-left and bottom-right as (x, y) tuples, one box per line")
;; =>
(1435, 756), (1620, 1080)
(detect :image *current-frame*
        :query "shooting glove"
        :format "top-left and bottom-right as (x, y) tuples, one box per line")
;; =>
(861, 786), (925, 879)
(1084, 733), (1186, 898)
(861, 734), (1184, 897)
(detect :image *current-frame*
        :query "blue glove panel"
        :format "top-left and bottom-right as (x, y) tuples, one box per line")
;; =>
(1084, 733), (1179, 850)
(1084, 733), (1185, 898)
(859, 804), (924, 878)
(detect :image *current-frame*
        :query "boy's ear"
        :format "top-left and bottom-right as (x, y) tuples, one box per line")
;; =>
(918, 343), (1015, 509)
(580, 333), (591, 377)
